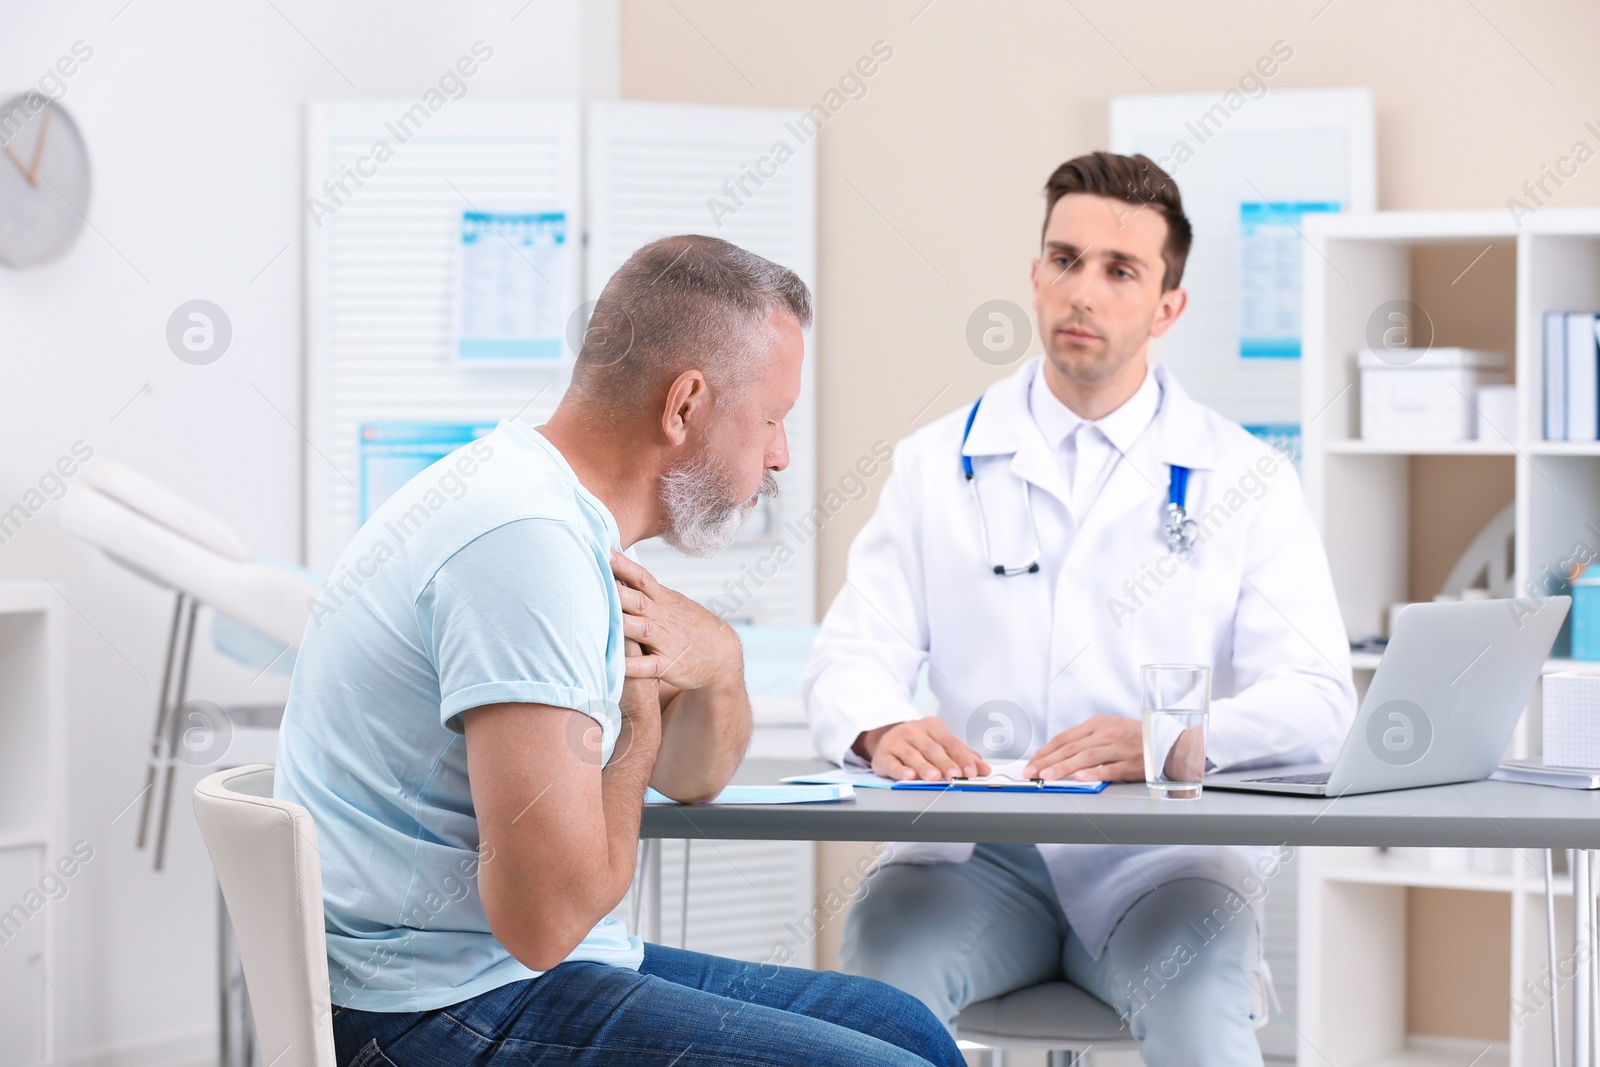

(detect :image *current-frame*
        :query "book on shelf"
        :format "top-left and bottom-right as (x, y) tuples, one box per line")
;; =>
(1568, 311), (1600, 440)
(1546, 310), (1566, 440)
(1545, 311), (1600, 441)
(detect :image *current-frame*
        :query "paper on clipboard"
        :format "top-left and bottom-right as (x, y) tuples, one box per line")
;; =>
(892, 773), (1108, 793)
(783, 768), (1107, 793)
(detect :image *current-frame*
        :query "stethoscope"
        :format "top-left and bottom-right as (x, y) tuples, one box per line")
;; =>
(961, 395), (1198, 577)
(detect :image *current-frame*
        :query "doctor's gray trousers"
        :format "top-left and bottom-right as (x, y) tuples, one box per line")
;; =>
(842, 842), (1266, 1067)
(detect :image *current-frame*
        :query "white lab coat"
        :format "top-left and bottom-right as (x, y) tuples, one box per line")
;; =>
(804, 357), (1357, 958)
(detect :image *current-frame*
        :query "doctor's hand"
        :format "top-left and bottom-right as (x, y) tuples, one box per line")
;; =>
(1025, 716), (1144, 782)
(856, 718), (992, 782)
(611, 551), (741, 694)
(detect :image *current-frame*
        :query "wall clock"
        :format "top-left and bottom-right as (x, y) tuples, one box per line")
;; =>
(0, 94), (92, 268)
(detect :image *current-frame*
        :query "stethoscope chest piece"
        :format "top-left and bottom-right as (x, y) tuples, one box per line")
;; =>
(1164, 464), (1198, 555)
(1164, 501), (1200, 555)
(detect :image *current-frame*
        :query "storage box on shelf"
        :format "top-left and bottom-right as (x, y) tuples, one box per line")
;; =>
(1299, 207), (1600, 1066)
(1357, 347), (1507, 444)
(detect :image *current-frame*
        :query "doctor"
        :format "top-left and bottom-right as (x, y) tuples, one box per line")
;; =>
(804, 151), (1356, 1065)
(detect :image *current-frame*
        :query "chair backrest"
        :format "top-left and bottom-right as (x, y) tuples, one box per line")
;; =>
(193, 765), (336, 1067)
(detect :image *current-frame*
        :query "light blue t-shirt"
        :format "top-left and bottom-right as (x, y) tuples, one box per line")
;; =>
(274, 419), (645, 1013)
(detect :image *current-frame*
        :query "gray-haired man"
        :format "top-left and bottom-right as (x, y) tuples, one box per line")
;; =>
(276, 235), (963, 1066)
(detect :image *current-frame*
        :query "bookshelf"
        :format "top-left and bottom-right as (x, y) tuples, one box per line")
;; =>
(1298, 207), (1600, 1066)
(0, 583), (65, 1067)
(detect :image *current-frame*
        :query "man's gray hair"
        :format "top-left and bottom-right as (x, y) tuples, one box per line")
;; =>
(569, 235), (812, 413)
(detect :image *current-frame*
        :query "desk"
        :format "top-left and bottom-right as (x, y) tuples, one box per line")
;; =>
(641, 759), (1600, 1065)
(643, 758), (1600, 848)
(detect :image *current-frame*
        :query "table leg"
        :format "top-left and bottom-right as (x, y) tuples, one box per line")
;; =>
(220, 883), (232, 1067)
(1549, 849), (1563, 1067)
(218, 883), (254, 1067)
(1575, 849), (1591, 1067)
(629, 841), (644, 934)
(1580, 857), (1593, 1067)
(680, 840), (692, 950)
(642, 837), (662, 944)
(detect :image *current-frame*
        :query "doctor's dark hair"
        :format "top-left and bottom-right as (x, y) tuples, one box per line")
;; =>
(570, 235), (812, 414)
(1042, 152), (1193, 292)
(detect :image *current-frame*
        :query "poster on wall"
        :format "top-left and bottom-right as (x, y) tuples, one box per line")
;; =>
(1110, 84), (1376, 446)
(357, 422), (496, 523)
(454, 208), (571, 363)
(1238, 200), (1342, 360)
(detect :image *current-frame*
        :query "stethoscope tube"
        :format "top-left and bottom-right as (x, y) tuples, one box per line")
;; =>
(960, 393), (1196, 576)
(962, 397), (1041, 576)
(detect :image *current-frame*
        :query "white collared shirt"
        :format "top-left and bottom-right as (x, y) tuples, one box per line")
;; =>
(1027, 360), (1161, 523)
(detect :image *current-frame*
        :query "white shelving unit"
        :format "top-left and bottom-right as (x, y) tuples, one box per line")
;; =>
(0, 582), (65, 1067)
(1298, 208), (1600, 1066)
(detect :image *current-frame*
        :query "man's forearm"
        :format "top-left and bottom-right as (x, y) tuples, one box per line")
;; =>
(650, 669), (751, 803)
(597, 712), (659, 905)
(465, 700), (659, 969)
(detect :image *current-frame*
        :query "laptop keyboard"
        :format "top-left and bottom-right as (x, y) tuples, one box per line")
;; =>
(1248, 771), (1332, 785)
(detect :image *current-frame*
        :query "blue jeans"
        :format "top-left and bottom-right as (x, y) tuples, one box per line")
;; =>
(331, 942), (964, 1067)
(844, 844), (1265, 1067)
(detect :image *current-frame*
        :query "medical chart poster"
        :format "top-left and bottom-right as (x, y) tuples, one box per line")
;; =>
(358, 422), (496, 523)
(454, 209), (569, 362)
(1109, 87), (1375, 427)
(1238, 201), (1341, 359)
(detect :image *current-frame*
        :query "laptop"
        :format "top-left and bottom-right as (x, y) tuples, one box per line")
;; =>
(1206, 596), (1570, 797)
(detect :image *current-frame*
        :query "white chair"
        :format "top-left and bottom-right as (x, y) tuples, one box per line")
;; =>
(192, 764), (336, 1067)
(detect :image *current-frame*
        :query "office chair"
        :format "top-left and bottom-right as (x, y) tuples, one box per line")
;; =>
(956, 982), (1139, 1066)
(193, 764), (336, 1067)
(956, 975), (1270, 1065)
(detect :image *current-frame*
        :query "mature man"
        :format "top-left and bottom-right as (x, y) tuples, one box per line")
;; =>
(276, 235), (963, 1067)
(805, 153), (1357, 1065)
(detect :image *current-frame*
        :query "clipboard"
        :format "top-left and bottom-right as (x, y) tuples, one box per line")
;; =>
(891, 773), (1108, 794)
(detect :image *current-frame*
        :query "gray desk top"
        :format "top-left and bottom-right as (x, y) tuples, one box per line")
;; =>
(639, 759), (1600, 849)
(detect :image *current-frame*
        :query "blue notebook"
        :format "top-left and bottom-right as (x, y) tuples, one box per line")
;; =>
(781, 768), (902, 790)
(645, 783), (854, 805)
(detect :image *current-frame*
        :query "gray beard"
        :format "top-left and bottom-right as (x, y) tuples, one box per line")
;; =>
(659, 452), (777, 558)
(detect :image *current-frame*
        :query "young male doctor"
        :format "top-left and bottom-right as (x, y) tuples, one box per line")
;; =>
(803, 152), (1357, 1065)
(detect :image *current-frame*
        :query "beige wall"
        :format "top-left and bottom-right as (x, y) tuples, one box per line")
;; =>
(622, 0), (1600, 601)
(1408, 888), (1512, 1041)
(619, 0), (1600, 1028)
(1404, 243), (1519, 601)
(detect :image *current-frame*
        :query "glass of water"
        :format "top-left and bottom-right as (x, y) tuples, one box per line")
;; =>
(1141, 664), (1211, 800)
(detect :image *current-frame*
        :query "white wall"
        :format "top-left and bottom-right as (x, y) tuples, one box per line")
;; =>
(0, 2), (614, 1062)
